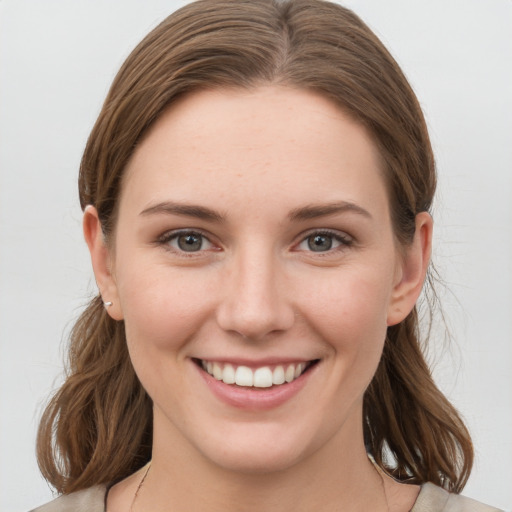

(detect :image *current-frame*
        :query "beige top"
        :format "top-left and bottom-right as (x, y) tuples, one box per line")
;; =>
(30, 483), (504, 512)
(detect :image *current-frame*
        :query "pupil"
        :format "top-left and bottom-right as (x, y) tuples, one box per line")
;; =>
(308, 234), (332, 252)
(178, 233), (202, 251)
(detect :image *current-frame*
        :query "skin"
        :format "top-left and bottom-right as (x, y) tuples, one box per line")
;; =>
(85, 86), (432, 511)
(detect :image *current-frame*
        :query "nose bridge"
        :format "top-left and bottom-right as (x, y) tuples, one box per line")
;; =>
(216, 240), (294, 339)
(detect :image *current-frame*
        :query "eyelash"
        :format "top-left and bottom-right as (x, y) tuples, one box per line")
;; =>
(156, 229), (217, 257)
(156, 229), (353, 256)
(294, 229), (354, 255)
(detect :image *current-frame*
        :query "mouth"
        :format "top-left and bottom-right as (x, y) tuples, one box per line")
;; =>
(194, 359), (319, 389)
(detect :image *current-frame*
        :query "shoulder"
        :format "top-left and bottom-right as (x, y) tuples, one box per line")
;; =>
(28, 485), (107, 512)
(412, 482), (504, 512)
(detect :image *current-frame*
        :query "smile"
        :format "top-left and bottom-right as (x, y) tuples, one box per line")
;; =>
(198, 360), (315, 388)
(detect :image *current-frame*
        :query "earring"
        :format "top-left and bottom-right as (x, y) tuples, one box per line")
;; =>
(103, 301), (113, 308)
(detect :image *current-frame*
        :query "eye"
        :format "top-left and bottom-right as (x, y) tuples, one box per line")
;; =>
(296, 231), (352, 253)
(160, 230), (214, 253)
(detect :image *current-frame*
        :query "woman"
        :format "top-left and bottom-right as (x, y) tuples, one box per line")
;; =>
(30, 0), (502, 510)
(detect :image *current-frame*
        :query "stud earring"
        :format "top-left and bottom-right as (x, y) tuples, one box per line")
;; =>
(103, 301), (113, 308)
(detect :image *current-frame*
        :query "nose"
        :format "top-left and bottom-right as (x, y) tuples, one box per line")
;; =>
(215, 244), (295, 341)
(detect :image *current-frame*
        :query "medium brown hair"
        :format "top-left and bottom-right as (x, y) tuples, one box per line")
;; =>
(37, 0), (473, 494)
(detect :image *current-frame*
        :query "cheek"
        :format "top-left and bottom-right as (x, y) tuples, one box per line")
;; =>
(294, 262), (395, 400)
(285, 266), (395, 440)
(116, 261), (217, 352)
(115, 264), (220, 410)
(299, 266), (393, 347)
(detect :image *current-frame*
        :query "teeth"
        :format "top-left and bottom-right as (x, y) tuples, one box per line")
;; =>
(235, 366), (253, 387)
(201, 360), (309, 387)
(212, 363), (223, 380)
(253, 367), (273, 388)
(272, 365), (285, 385)
(223, 364), (235, 384)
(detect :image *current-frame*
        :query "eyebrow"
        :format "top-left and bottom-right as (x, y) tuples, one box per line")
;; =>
(139, 200), (372, 223)
(139, 201), (225, 222)
(288, 201), (373, 221)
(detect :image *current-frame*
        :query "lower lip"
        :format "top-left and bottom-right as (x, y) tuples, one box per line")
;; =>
(196, 362), (316, 411)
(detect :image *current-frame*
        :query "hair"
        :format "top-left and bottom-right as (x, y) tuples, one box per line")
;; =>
(37, 0), (473, 494)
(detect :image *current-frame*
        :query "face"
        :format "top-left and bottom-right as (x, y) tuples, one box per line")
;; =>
(87, 86), (428, 475)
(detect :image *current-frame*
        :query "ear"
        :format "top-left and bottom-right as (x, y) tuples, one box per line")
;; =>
(83, 206), (123, 321)
(387, 212), (433, 326)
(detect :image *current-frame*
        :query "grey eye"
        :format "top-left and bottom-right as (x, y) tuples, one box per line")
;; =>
(307, 234), (333, 252)
(296, 231), (351, 253)
(161, 230), (214, 254)
(176, 233), (204, 252)
(163, 231), (212, 252)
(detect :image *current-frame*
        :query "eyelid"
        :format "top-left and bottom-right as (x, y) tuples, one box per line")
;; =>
(154, 227), (353, 256)
(156, 228), (219, 255)
(293, 228), (354, 253)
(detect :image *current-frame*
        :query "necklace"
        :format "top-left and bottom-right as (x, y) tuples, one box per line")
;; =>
(376, 465), (391, 512)
(130, 462), (151, 512)
(371, 457), (391, 512)
(129, 459), (390, 512)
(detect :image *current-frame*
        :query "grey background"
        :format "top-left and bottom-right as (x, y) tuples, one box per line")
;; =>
(1, 1), (511, 510)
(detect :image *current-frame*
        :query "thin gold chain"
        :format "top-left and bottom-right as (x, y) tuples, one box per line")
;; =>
(129, 459), (390, 511)
(372, 459), (391, 512)
(130, 462), (151, 512)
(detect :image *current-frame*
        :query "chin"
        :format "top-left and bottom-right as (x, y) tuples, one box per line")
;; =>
(204, 442), (305, 475)
(192, 420), (325, 476)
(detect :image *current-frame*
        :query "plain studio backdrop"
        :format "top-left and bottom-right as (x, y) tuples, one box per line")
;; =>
(0, 1), (511, 511)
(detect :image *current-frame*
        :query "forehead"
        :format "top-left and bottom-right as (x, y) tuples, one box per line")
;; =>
(121, 86), (388, 220)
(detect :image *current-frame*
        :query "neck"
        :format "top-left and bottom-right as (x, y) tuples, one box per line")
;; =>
(136, 411), (388, 512)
